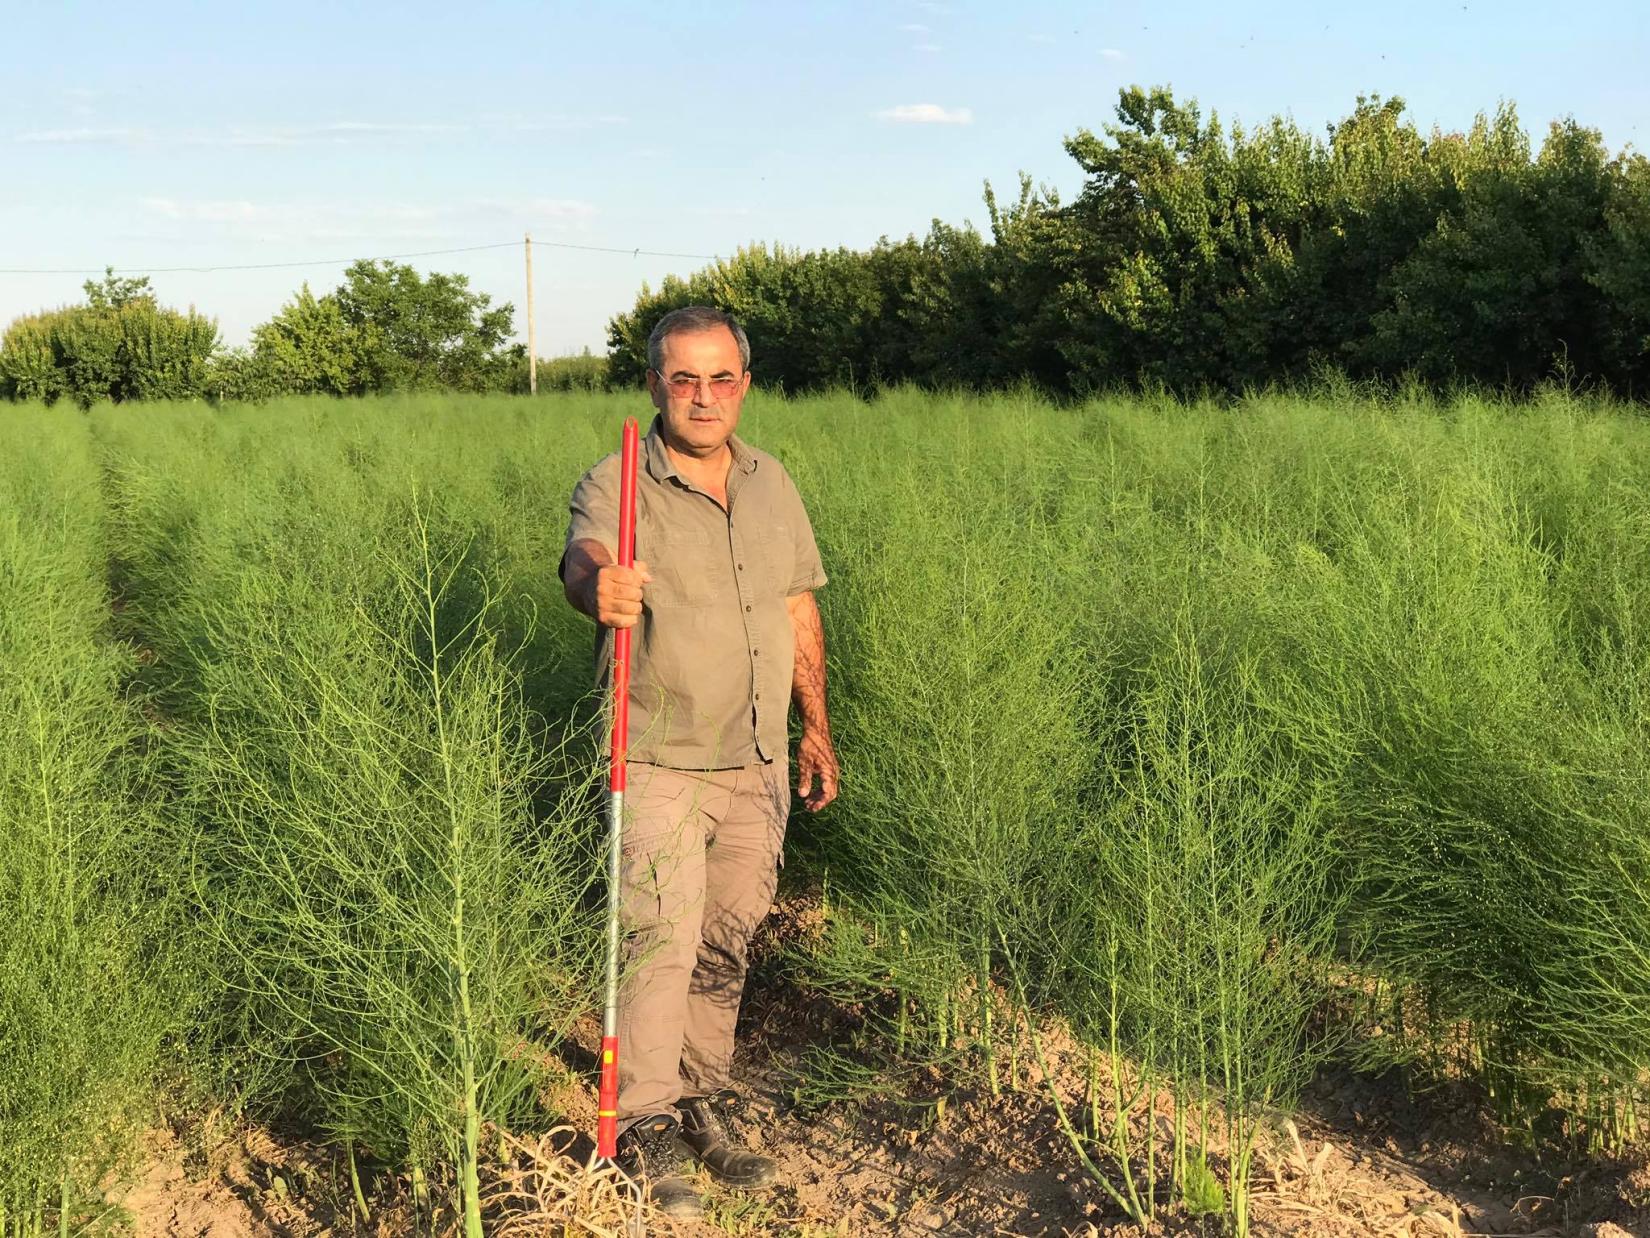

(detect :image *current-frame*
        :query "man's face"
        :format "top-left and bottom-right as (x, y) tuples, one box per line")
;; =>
(646, 326), (752, 458)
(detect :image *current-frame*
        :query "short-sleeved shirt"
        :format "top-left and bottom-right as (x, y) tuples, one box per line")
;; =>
(561, 416), (827, 770)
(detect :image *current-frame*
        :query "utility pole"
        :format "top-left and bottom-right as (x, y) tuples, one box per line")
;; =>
(525, 232), (537, 396)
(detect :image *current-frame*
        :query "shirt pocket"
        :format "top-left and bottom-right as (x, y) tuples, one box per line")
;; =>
(761, 520), (798, 597)
(645, 527), (719, 609)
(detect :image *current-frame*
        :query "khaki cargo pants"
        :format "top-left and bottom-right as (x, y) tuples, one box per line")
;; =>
(617, 759), (788, 1127)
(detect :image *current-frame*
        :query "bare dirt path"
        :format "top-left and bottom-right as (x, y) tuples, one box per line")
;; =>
(106, 894), (1650, 1236)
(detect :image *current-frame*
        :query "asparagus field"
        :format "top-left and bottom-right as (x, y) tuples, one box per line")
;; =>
(5, 388), (1650, 1235)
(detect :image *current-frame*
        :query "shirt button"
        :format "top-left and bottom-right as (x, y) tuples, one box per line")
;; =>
(738, 563), (744, 571)
(745, 604), (752, 612)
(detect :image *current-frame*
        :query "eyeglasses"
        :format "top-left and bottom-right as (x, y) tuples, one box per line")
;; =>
(652, 370), (744, 399)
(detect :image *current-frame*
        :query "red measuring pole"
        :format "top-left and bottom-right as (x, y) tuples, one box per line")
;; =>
(596, 416), (640, 1160)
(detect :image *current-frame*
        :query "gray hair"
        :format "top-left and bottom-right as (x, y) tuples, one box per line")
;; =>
(646, 305), (751, 374)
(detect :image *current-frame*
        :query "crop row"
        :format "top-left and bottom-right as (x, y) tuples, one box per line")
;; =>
(2, 388), (1647, 1233)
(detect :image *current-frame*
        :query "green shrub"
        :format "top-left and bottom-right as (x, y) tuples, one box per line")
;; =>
(525, 350), (609, 393)
(93, 395), (613, 1231)
(0, 271), (218, 407)
(0, 314), (62, 402)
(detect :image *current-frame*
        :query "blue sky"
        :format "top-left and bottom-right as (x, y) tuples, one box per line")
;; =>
(3, 0), (1645, 355)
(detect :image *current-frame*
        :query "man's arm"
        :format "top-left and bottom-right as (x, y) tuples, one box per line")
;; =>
(563, 537), (651, 628)
(787, 589), (838, 812)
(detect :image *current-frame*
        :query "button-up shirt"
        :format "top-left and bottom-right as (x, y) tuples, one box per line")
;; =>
(561, 416), (827, 770)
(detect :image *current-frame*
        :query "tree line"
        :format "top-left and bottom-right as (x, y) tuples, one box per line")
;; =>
(610, 89), (1650, 398)
(0, 261), (598, 407)
(5, 87), (1647, 405)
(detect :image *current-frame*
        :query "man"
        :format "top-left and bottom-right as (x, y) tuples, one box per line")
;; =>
(560, 305), (838, 1218)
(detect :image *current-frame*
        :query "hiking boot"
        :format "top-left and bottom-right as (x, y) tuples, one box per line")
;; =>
(615, 1113), (704, 1219)
(676, 1090), (779, 1189)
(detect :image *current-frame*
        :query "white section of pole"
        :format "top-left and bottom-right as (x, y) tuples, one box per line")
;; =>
(603, 787), (623, 1034)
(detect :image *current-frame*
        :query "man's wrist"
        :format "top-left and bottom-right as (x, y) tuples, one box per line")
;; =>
(567, 569), (595, 621)
(565, 541), (609, 621)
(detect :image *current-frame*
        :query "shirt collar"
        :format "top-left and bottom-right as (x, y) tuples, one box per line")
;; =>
(643, 414), (757, 483)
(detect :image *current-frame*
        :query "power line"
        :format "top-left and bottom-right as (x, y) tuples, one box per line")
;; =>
(0, 241), (517, 276)
(0, 236), (723, 276)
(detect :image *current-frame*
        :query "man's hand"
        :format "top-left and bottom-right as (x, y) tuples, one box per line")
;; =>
(593, 560), (652, 629)
(787, 589), (835, 810)
(564, 538), (653, 629)
(795, 727), (839, 813)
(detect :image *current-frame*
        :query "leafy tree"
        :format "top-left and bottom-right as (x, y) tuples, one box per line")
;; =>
(608, 226), (1017, 393)
(0, 314), (62, 402)
(1367, 112), (1613, 386)
(0, 268), (218, 406)
(609, 244), (886, 392)
(117, 299), (221, 401)
(244, 284), (365, 396)
(607, 87), (1641, 399)
(1587, 153), (1650, 394)
(334, 260), (517, 393)
(83, 268), (159, 311)
(223, 263), (520, 399)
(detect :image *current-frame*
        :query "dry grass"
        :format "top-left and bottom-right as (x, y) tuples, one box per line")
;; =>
(484, 1128), (652, 1238)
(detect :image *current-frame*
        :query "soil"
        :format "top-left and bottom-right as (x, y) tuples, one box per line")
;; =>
(103, 1121), (338, 1238)
(105, 892), (1650, 1237)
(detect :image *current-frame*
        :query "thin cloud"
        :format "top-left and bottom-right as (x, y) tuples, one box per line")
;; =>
(11, 118), (574, 146)
(309, 121), (465, 136)
(477, 112), (630, 133)
(17, 127), (151, 144)
(141, 198), (267, 223)
(1101, 47), (1126, 60)
(207, 121), (469, 147)
(17, 122), (464, 147)
(899, 21), (930, 32)
(681, 205), (754, 218)
(136, 198), (453, 243)
(470, 196), (598, 221)
(913, 42), (942, 52)
(138, 196), (598, 234)
(1027, 33), (1056, 44)
(877, 103), (973, 125)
